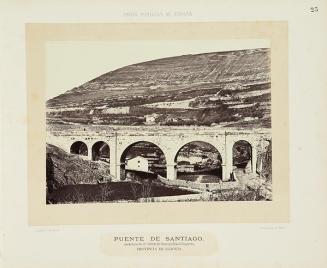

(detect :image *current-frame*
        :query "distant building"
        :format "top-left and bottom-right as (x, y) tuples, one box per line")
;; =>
(165, 116), (179, 124)
(209, 96), (219, 101)
(92, 117), (103, 124)
(102, 106), (130, 114)
(145, 114), (159, 125)
(177, 161), (195, 172)
(178, 160), (190, 165)
(244, 117), (254, 121)
(178, 155), (203, 164)
(178, 164), (195, 173)
(126, 156), (149, 172)
(146, 152), (158, 157)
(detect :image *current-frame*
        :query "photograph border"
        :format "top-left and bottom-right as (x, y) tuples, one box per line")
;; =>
(27, 22), (289, 225)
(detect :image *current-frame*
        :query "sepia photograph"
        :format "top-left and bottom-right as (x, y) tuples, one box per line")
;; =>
(45, 41), (272, 204)
(3, 0), (327, 266)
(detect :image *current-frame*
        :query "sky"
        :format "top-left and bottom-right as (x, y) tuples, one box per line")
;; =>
(46, 39), (270, 100)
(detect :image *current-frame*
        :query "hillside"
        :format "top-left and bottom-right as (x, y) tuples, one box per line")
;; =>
(46, 143), (112, 191)
(46, 48), (271, 128)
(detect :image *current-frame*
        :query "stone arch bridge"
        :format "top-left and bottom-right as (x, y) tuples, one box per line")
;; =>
(46, 125), (271, 181)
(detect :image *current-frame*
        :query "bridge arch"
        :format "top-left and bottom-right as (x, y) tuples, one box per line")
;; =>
(91, 141), (110, 162)
(174, 141), (223, 182)
(119, 141), (167, 180)
(70, 141), (88, 156)
(232, 140), (253, 172)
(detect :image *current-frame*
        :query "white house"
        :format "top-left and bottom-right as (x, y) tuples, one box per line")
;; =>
(126, 156), (149, 172)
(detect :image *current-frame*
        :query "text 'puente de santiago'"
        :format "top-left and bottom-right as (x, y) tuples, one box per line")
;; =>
(47, 125), (271, 182)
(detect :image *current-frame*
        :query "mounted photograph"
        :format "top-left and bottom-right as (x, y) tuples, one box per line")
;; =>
(45, 41), (272, 204)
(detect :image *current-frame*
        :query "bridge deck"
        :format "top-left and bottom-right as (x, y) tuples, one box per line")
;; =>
(47, 124), (271, 137)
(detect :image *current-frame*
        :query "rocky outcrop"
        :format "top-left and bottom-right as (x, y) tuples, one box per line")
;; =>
(257, 140), (272, 181)
(46, 144), (113, 192)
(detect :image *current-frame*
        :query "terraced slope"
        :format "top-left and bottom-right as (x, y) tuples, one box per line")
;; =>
(47, 48), (271, 128)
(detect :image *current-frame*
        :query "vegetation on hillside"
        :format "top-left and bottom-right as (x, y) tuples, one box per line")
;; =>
(46, 144), (112, 197)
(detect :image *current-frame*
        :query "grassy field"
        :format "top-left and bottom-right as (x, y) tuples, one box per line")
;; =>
(46, 181), (196, 204)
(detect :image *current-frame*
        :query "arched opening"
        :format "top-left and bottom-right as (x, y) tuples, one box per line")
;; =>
(70, 141), (88, 156)
(120, 141), (167, 181)
(174, 141), (222, 183)
(233, 140), (252, 173)
(92, 141), (110, 162)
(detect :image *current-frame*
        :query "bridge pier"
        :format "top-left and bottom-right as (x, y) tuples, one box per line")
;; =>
(166, 163), (177, 180)
(115, 164), (122, 181)
(252, 145), (258, 173)
(109, 148), (117, 178)
(223, 140), (233, 181)
(223, 163), (233, 181)
(221, 164), (228, 181)
(87, 145), (92, 161)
